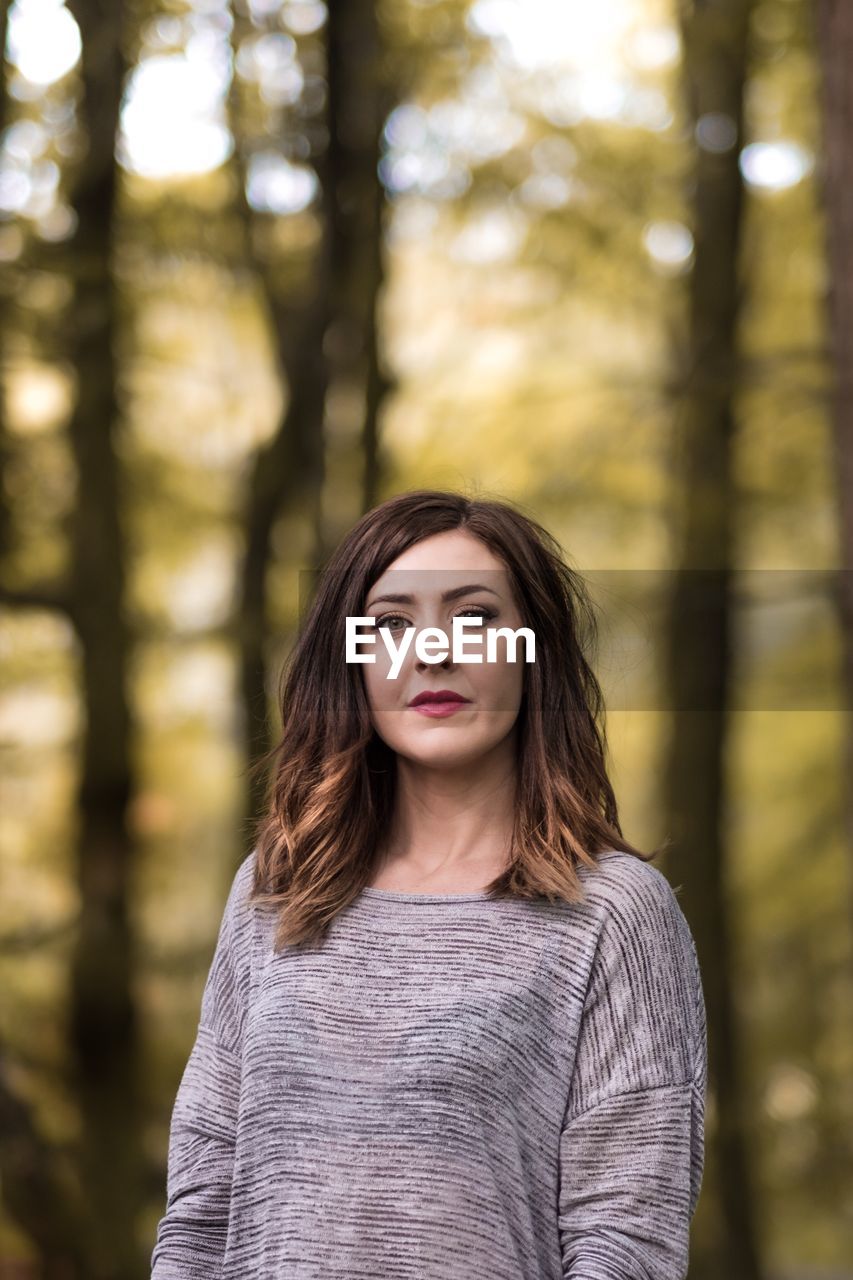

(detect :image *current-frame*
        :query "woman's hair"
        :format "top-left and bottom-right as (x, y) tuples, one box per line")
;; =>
(248, 488), (656, 948)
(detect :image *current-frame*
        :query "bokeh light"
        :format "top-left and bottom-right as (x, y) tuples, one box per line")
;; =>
(7, 0), (81, 86)
(740, 141), (814, 191)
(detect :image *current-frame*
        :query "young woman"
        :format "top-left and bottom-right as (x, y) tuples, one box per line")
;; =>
(151, 489), (707, 1280)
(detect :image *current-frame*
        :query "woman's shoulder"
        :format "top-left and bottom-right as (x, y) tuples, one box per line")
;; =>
(220, 847), (259, 920)
(576, 848), (687, 918)
(573, 849), (700, 975)
(214, 848), (265, 964)
(233, 846), (258, 895)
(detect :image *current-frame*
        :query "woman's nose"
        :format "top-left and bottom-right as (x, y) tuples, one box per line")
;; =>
(415, 658), (455, 674)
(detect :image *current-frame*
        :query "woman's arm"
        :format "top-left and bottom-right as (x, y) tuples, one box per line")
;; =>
(150, 852), (256, 1279)
(558, 862), (707, 1280)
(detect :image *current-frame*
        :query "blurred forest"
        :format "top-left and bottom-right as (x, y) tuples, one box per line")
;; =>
(0, 0), (851, 1276)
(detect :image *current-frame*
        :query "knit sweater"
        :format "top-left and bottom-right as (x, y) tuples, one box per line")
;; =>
(150, 848), (707, 1280)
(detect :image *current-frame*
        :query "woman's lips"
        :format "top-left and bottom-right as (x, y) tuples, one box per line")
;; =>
(410, 699), (470, 718)
(408, 690), (471, 718)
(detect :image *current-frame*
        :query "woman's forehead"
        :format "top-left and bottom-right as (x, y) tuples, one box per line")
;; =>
(374, 529), (507, 578)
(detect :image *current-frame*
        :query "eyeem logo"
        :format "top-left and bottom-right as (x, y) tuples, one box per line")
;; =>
(346, 616), (536, 680)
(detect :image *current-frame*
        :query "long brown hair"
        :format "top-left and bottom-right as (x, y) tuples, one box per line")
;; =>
(248, 488), (656, 948)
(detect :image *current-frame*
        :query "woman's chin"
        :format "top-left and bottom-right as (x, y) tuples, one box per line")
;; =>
(395, 737), (491, 771)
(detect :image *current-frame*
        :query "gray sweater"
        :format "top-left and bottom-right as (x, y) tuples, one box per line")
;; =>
(150, 849), (707, 1280)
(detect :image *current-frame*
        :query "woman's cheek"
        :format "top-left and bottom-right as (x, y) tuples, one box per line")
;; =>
(475, 657), (516, 711)
(364, 654), (396, 711)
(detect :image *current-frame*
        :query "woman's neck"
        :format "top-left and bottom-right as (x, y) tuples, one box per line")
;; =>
(371, 742), (517, 893)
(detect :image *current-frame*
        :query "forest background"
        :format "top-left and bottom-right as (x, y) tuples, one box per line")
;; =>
(0, 0), (852, 1276)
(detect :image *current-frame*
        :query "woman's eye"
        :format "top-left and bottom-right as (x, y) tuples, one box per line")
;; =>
(454, 607), (496, 622)
(376, 614), (409, 631)
(374, 607), (495, 631)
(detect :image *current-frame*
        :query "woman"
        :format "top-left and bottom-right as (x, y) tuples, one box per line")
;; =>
(151, 489), (707, 1280)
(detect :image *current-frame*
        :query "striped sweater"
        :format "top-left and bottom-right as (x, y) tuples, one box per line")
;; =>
(150, 849), (707, 1279)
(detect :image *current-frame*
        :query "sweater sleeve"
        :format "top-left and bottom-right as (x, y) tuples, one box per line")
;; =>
(150, 851), (257, 1280)
(557, 861), (707, 1280)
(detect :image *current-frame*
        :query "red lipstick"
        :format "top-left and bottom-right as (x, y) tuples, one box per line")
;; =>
(408, 689), (471, 718)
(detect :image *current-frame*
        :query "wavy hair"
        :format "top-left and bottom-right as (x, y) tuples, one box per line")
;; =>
(248, 489), (656, 948)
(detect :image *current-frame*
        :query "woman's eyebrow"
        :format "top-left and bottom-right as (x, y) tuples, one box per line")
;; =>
(365, 583), (500, 610)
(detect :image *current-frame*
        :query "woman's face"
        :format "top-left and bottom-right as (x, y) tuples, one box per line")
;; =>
(360, 529), (526, 771)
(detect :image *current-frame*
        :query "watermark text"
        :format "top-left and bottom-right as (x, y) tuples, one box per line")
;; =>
(346, 616), (536, 679)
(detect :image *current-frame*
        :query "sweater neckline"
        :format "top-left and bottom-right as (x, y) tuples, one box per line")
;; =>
(360, 886), (495, 903)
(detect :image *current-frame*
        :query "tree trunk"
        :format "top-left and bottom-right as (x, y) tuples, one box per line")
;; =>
(62, 3), (144, 1277)
(0, 1043), (87, 1278)
(0, 0), (14, 563)
(228, 0), (392, 833)
(815, 0), (853, 1049)
(322, 0), (394, 533)
(665, 2), (762, 1278)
